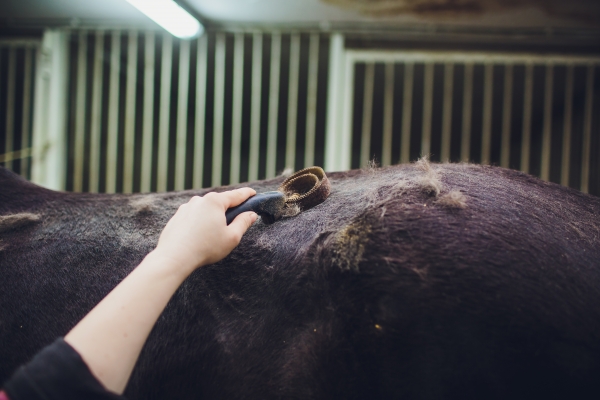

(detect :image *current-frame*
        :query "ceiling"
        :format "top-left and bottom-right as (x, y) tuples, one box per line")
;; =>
(187, 0), (599, 28)
(1, 0), (599, 30)
(2, 0), (145, 21)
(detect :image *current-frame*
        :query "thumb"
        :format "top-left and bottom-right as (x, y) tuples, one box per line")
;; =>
(228, 211), (258, 241)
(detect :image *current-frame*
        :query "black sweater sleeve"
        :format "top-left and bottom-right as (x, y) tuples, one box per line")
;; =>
(2, 338), (127, 400)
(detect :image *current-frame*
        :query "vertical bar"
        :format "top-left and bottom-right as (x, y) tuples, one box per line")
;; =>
(500, 64), (513, 168)
(141, 31), (155, 192)
(31, 30), (69, 190)
(31, 43), (47, 185)
(421, 62), (434, 157)
(400, 62), (413, 164)
(5, 48), (16, 171)
(339, 53), (354, 171)
(325, 34), (345, 172)
(175, 39), (190, 190)
(461, 63), (473, 162)
(560, 64), (574, 187)
(20, 47), (33, 178)
(521, 63), (533, 173)
(381, 62), (394, 166)
(540, 63), (554, 181)
(248, 33), (263, 181)
(441, 62), (453, 162)
(360, 62), (375, 167)
(105, 30), (121, 193)
(73, 32), (87, 192)
(285, 33), (301, 170)
(211, 33), (226, 187)
(193, 34), (208, 188)
(157, 34), (172, 192)
(0, 50), (2, 165)
(248, 32), (262, 181)
(304, 33), (319, 168)
(581, 65), (595, 193)
(89, 31), (104, 193)
(481, 63), (493, 164)
(123, 31), (138, 193)
(229, 33), (244, 184)
(266, 32), (281, 178)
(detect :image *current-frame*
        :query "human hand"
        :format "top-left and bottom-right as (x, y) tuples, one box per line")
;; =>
(152, 188), (257, 276)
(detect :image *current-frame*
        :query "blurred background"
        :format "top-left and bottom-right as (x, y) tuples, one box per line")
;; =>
(0, 0), (599, 195)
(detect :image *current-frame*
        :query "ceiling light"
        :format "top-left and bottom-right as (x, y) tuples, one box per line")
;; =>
(126, 0), (204, 39)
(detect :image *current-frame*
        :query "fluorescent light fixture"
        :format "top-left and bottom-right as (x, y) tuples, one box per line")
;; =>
(126, 0), (204, 39)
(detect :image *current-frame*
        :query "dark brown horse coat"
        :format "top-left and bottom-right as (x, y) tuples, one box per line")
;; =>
(1, 161), (599, 400)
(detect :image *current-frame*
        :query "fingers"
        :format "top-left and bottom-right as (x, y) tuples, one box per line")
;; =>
(202, 188), (256, 210)
(223, 188), (256, 208)
(228, 211), (258, 241)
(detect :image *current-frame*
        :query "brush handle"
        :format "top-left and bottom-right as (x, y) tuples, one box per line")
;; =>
(225, 191), (283, 225)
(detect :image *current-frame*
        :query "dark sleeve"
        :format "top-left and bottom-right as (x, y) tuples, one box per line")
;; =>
(2, 338), (127, 400)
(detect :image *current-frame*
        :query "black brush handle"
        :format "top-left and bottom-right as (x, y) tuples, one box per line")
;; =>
(225, 191), (284, 225)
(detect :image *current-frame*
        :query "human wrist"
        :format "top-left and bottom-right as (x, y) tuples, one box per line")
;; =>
(143, 249), (201, 281)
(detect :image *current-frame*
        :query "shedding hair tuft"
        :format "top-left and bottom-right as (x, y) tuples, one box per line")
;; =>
(331, 220), (372, 272)
(415, 156), (442, 197)
(415, 155), (433, 172)
(130, 197), (156, 214)
(280, 168), (294, 178)
(437, 190), (467, 209)
(0, 213), (41, 234)
(364, 159), (379, 173)
(281, 204), (301, 219)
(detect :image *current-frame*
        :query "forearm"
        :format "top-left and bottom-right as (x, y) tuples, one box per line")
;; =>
(62, 190), (256, 395)
(64, 250), (188, 395)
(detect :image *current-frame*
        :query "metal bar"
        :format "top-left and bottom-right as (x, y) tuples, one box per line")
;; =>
(248, 32), (262, 182)
(175, 39), (190, 190)
(5, 48), (16, 171)
(0, 51), (4, 133)
(211, 33), (226, 187)
(141, 31), (155, 192)
(266, 32), (281, 179)
(325, 33), (345, 172)
(304, 33), (320, 169)
(461, 63), (474, 162)
(157, 34), (172, 192)
(339, 49), (354, 171)
(30, 45), (45, 183)
(581, 65), (595, 193)
(123, 30), (138, 194)
(382, 62), (394, 166)
(400, 62), (413, 164)
(31, 30), (69, 190)
(105, 30), (121, 193)
(285, 33), (301, 170)
(345, 50), (600, 65)
(89, 31), (104, 193)
(500, 64), (513, 168)
(35, 31), (72, 190)
(229, 33), (244, 184)
(560, 64), (574, 187)
(441, 62), (453, 162)
(193, 34), (208, 189)
(540, 63), (554, 182)
(20, 47), (33, 178)
(521, 63), (533, 173)
(421, 62), (434, 157)
(360, 62), (375, 167)
(481, 63), (493, 164)
(73, 32), (87, 192)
